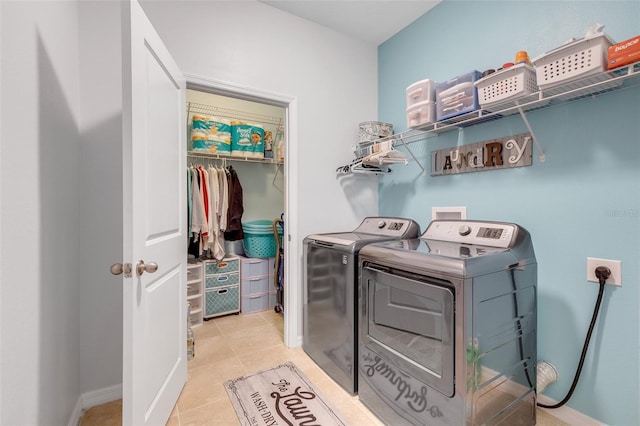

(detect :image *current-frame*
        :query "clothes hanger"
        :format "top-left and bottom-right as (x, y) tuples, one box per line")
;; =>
(359, 139), (408, 166)
(362, 147), (408, 166)
(336, 157), (392, 175)
(351, 160), (392, 174)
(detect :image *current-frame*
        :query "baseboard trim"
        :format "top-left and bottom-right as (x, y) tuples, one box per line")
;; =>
(81, 384), (122, 409)
(537, 394), (605, 426)
(68, 384), (123, 426)
(68, 398), (83, 426)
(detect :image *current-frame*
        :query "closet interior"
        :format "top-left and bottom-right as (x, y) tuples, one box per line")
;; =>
(185, 88), (286, 328)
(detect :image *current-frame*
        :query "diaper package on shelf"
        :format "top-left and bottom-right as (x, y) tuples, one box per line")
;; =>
(207, 117), (231, 154)
(190, 115), (231, 154)
(191, 115), (211, 133)
(191, 131), (209, 151)
(231, 121), (264, 159)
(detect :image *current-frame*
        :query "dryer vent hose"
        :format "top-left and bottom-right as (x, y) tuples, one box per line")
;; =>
(537, 360), (559, 393)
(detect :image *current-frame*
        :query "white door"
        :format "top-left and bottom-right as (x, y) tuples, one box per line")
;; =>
(122, 1), (187, 424)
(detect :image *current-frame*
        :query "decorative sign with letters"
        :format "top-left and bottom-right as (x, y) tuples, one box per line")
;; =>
(431, 133), (532, 176)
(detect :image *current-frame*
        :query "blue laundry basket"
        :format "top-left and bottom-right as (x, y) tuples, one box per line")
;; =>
(242, 220), (283, 258)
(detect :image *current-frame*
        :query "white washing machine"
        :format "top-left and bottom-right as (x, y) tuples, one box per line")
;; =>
(358, 220), (537, 425)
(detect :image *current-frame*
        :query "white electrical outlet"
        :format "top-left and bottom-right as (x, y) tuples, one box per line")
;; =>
(586, 257), (622, 286)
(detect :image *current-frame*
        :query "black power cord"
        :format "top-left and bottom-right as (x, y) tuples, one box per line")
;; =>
(537, 266), (610, 409)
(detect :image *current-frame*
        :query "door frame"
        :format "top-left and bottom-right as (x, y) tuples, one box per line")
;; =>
(185, 74), (300, 347)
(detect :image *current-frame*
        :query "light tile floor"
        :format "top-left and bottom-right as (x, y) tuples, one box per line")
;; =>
(81, 310), (567, 425)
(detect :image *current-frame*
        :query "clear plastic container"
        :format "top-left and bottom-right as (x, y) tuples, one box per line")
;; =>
(406, 78), (437, 108)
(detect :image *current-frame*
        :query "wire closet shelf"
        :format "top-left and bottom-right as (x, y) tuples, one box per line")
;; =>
(382, 61), (640, 149)
(187, 102), (284, 126)
(186, 101), (285, 165)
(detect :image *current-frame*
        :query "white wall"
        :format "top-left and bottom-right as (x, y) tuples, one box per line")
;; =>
(140, 0), (380, 344)
(141, 0), (379, 235)
(1, 1), (380, 422)
(0, 1), (82, 424)
(77, 0), (124, 396)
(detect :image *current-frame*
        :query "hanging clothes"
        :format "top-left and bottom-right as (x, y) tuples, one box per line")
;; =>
(207, 165), (225, 261)
(198, 166), (210, 241)
(224, 165), (244, 241)
(190, 166), (208, 240)
(188, 166), (207, 257)
(217, 167), (229, 231)
(187, 168), (193, 238)
(187, 161), (246, 256)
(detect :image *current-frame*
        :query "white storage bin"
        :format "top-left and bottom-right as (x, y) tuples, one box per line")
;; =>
(474, 64), (540, 111)
(187, 262), (202, 281)
(241, 292), (270, 314)
(240, 256), (271, 278)
(187, 282), (200, 298)
(532, 32), (618, 93)
(406, 79), (437, 108)
(407, 101), (436, 129)
(188, 293), (202, 313)
(242, 276), (270, 295)
(189, 310), (202, 327)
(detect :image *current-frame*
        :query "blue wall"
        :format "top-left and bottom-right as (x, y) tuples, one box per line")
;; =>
(378, 1), (639, 424)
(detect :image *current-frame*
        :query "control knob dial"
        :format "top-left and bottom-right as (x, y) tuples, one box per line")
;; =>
(377, 220), (387, 229)
(458, 225), (472, 236)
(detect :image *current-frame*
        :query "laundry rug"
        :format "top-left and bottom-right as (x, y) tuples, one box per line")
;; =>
(224, 361), (347, 426)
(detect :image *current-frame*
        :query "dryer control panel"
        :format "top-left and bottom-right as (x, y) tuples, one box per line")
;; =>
(355, 217), (421, 238)
(423, 220), (519, 248)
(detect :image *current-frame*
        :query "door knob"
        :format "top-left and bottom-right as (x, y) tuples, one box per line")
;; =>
(136, 260), (158, 276)
(110, 263), (132, 278)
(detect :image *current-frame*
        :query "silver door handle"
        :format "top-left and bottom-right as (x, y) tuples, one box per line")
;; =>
(136, 260), (158, 276)
(110, 263), (132, 278)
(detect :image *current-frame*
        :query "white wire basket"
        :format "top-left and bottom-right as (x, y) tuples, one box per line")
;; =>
(532, 32), (620, 95)
(474, 64), (541, 111)
(358, 121), (393, 143)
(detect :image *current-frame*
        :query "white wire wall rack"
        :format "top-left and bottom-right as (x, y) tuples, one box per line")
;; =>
(187, 102), (284, 127)
(186, 101), (285, 166)
(338, 138), (426, 176)
(367, 61), (640, 164)
(415, 62), (639, 133)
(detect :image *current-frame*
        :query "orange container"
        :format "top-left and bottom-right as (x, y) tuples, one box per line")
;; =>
(608, 35), (640, 70)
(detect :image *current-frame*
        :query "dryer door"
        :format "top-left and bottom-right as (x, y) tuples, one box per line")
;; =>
(360, 264), (455, 397)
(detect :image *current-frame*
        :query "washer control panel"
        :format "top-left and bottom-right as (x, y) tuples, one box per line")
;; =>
(423, 220), (519, 248)
(355, 217), (420, 238)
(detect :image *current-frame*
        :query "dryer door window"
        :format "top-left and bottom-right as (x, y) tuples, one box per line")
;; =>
(363, 265), (455, 397)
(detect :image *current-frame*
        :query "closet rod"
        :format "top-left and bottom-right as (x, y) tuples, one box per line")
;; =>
(187, 152), (283, 166)
(188, 153), (284, 188)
